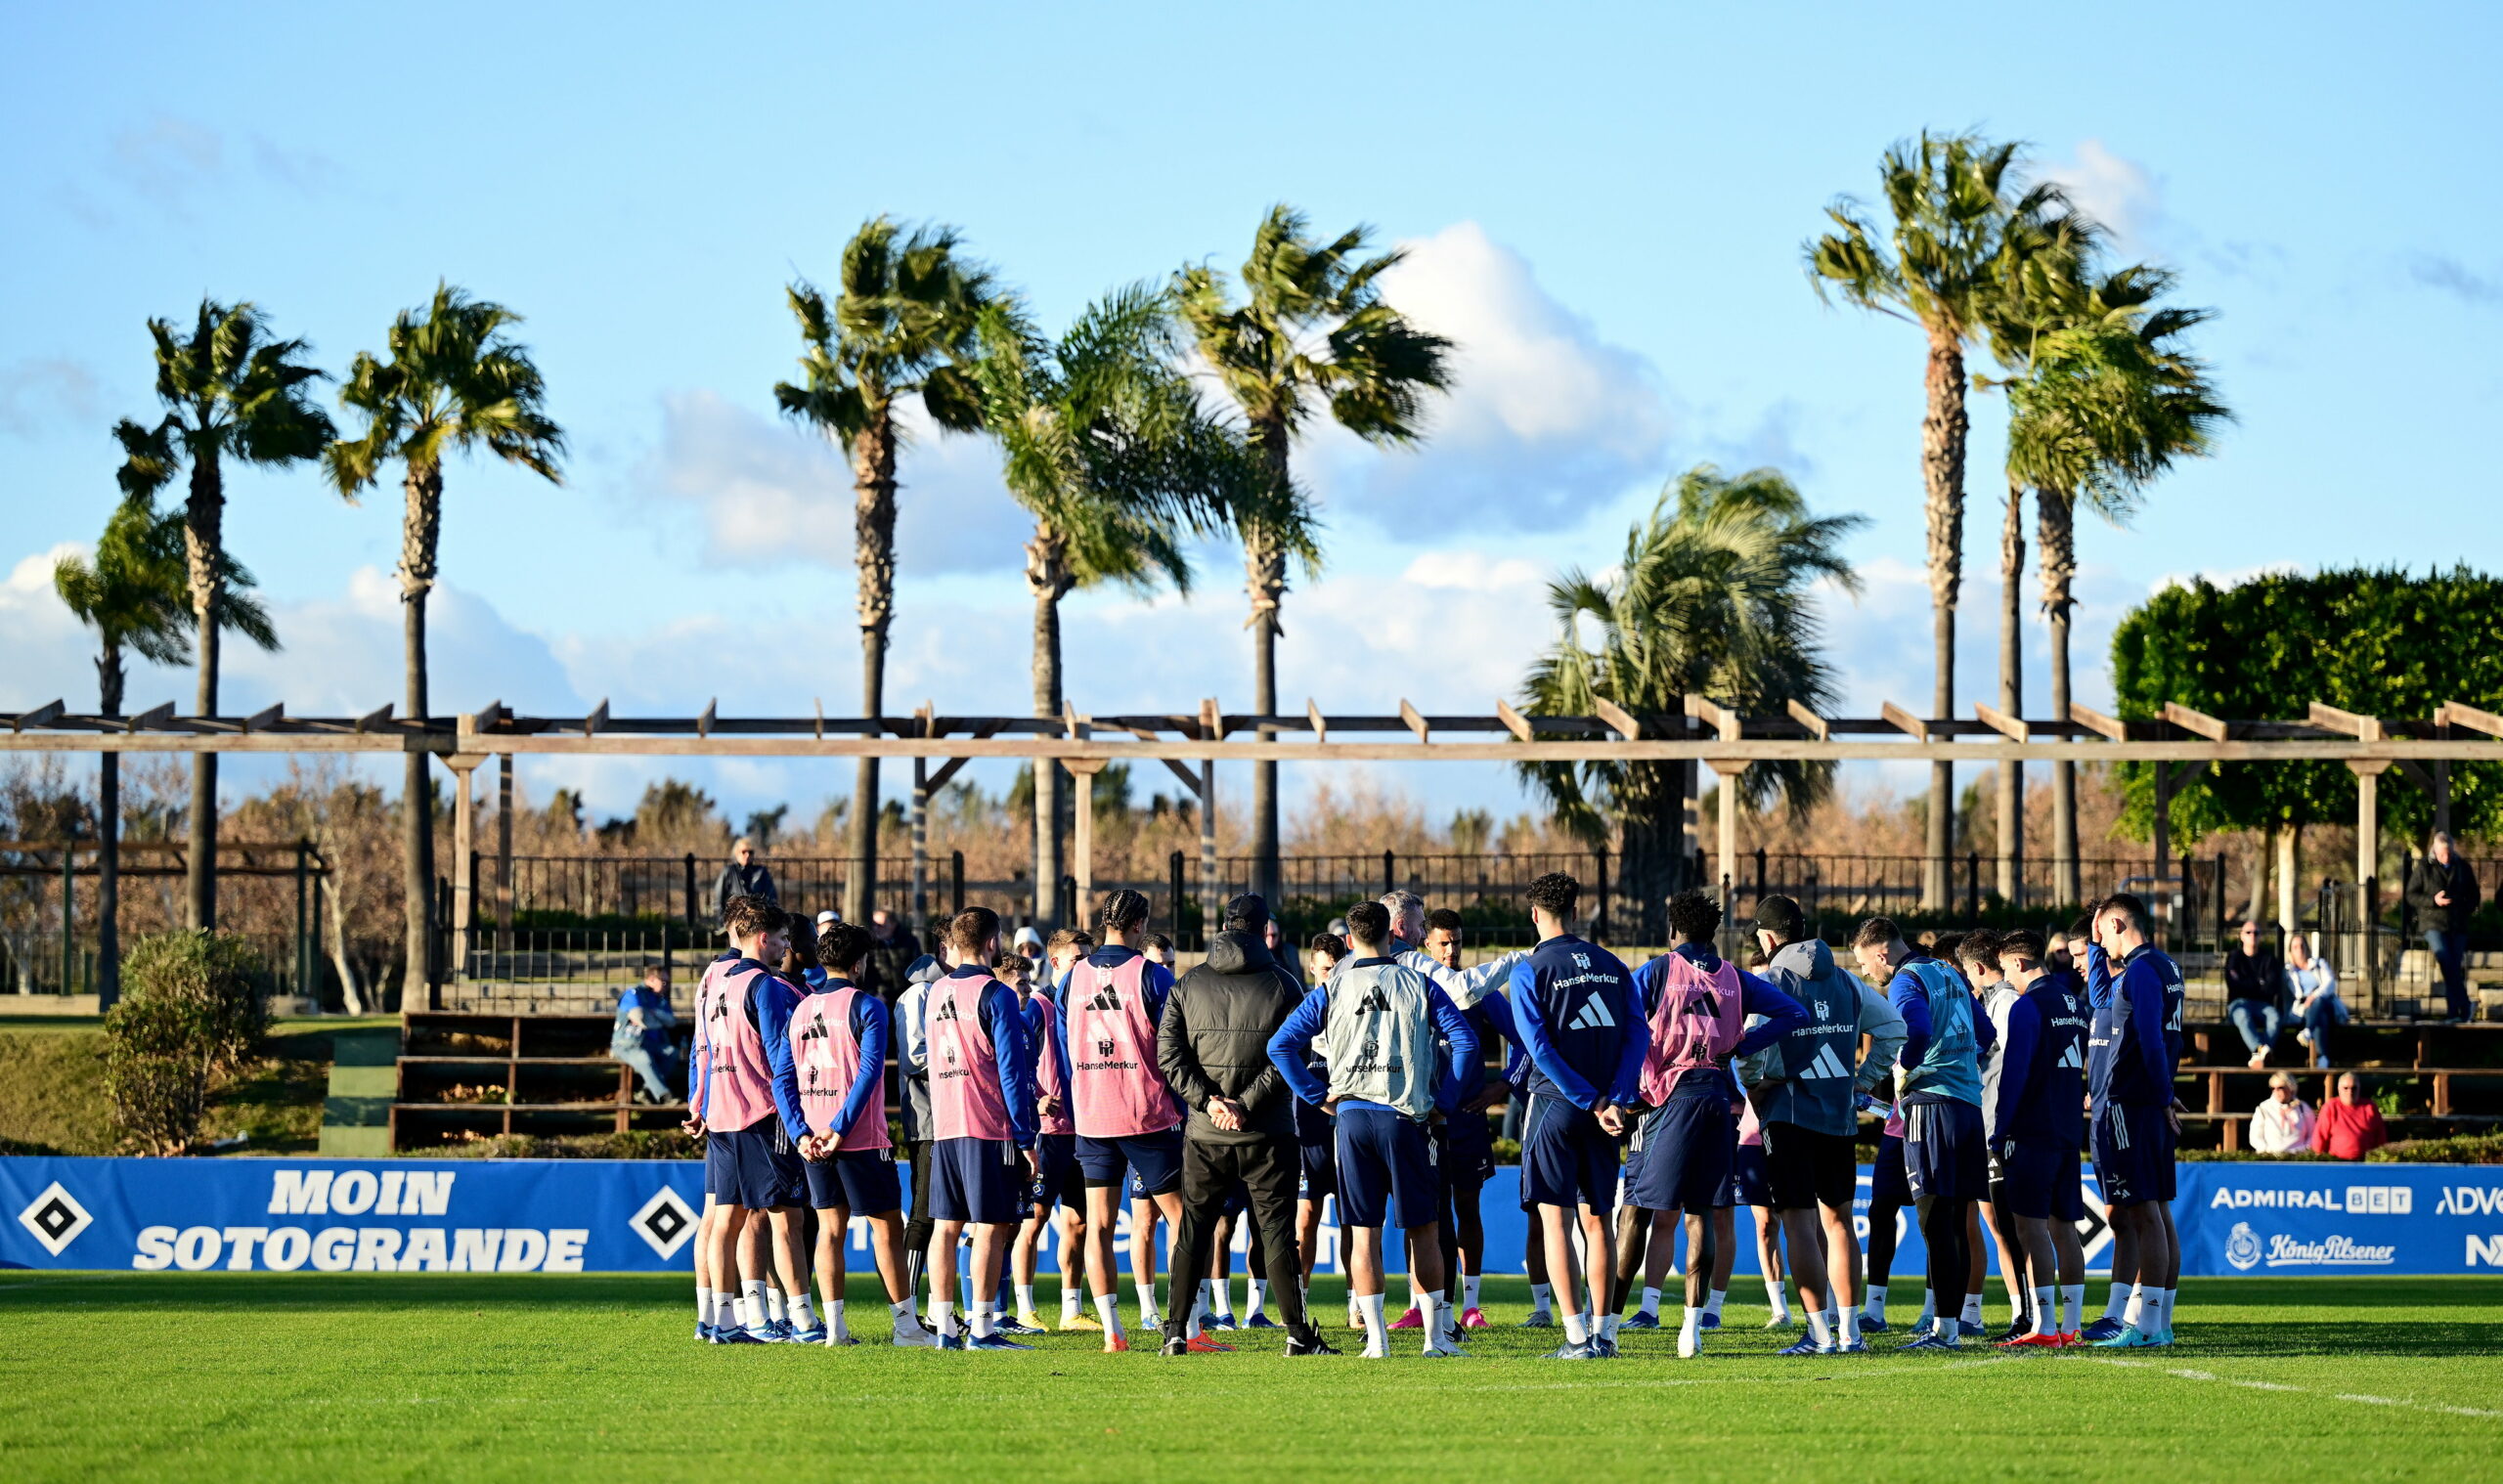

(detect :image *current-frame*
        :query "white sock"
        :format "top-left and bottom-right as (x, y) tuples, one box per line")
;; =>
(1937, 1317), (1959, 1347)
(2059, 1284), (2084, 1332)
(1528, 1282), (1554, 1317)
(1246, 1278), (1266, 1317)
(1208, 1278), (1233, 1319)
(1678, 1307), (1702, 1357)
(1917, 1288), (1936, 1326)
(1406, 1278), (1423, 1312)
(2029, 1286), (2053, 1335)
(2154, 1288), (2174, 1332)
(738, 1280), (768, 1331)
(1639, 1286), (1662, 1319)
(1135, 1276), (1161, 1329)
(1562, 1310), (1590, 1345)
(1959, 1293), (1982, 1327)
(786, 1291), (816, 1331)
(2104, 1284), (2131, 1323)
(1805, 1307), (1832, 1348)
(766, 1288), (787, 1325)
(1358, 1292), (1388, 1357)
(890, 1298), (923, 1335)
(1016, 1284), (1036, 1320)
(1840, 1306), (1862, 1344)
(1865, 1285), (1887, 1321)
(970, 1303), (995, 1339)
(1094, 1292), (1124, 1337)
(1462, 1273), (1480, 1311)
(1062, 1288), (1082, 1321)
(1421, 1289), (1450, 1352)
(930, 1298), (956, 1337)
(696, 1286), (715, 1325)
(2124, 1283), (2147, 1330)
(1599, 1311), (1621, 1343)
(825, 1298), (848, 1340)
(1704, 1288), (1727, 1321)
(1765, 1277), (1791, 1323)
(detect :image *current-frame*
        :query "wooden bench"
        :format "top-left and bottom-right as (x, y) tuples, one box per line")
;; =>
(2179, 1064), (2503, 1150)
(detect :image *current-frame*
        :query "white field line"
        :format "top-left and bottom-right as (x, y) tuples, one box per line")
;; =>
(2092, 1358), (2503, 1421)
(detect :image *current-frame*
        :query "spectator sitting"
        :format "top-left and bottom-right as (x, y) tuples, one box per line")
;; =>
(2224, 920), (2287, 1069)
(2247, 1070), (2315, 1155)
(710, 837), (777, 923)
(2287, 935), (2347, 1069)
(2310, 1071), (2389, 1160)
(2405, 831), (2481, 1024)
(611, 966), (680, 1105)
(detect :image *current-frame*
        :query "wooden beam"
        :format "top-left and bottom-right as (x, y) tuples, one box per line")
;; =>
(1973, 701), (2029, 742)
(473, 700), (506, 732)
(696, 699), (715, 738)
(126, 701), (175, 733)
(1199, 698), (1223, 743)
(1157, 758), (1204, 797)
(242, 702), (285, 734)
(812, 697), (823, 741)
(2164, 702), (2230, 742)
(2167, 760), (2205, 793)
(1399, 698), (1429, 744)
(1880, 701), (1930, 741)
(1784, 699), (1830, 742)
(2437, 700), (2503, 738)
(2395, 758), (2440, 797)
(1306, 699), (1328, 746)
(1494, 698), (1533, 743)
(1591, 696), (1642, 742)
(2307, 700), (2383, 743)
(11, 700), (64, 733)
(584, 698), (608, 737)
(2067, 703), (2127, 742)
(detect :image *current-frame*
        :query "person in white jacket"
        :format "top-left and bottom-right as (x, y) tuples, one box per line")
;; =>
(2248, 1071), (2317, 1155)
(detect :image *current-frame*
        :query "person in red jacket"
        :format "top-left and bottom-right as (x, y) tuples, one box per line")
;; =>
(2310, 1072), (2389, 1160)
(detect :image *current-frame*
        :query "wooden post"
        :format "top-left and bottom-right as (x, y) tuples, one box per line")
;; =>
(1707, 760), (1743, 907)
(911, 704), (932, 938)
(447, 741), (489, 987)
(496, 753), (513, 932)
(2350, 761), (2389, 891)
(1199, 758), (1217, 939)
(2152, 759), (2173, 922)
(2277, 824), (2300, 938)
(1067, 759), (1104, 925)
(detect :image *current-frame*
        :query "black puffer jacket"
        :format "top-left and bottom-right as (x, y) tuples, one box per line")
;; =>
(1158, 930), (1306, 1144)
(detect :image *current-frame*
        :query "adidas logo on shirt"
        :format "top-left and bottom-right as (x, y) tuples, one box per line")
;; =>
(1565, 993), (1615, 1031)
(1084, 985), (1123, 1012)
(932, 998), (960, 1023)
(2056, 1041), (2085, 1069)
(1797, 1043), (1853, 1079)
(1354, 988), (1392, 1014)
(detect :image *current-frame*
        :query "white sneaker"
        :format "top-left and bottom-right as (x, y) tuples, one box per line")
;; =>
(892, 1325), (940, 1348)
(1678, 1328), (1701, 1359)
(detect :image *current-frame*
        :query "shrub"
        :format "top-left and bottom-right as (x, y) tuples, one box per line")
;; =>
(104, 933), (271, 1156)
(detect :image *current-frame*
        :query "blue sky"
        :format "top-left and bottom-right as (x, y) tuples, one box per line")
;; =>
(3, 2), (2497, 829)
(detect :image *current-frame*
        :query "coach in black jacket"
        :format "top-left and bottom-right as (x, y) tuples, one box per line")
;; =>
(1156, 894), (1333, 1356)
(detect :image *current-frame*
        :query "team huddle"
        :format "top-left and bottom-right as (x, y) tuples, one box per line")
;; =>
(680, 872), (2188, 1359)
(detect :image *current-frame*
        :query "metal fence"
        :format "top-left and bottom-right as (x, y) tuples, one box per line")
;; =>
(0, 839), (339, 1001)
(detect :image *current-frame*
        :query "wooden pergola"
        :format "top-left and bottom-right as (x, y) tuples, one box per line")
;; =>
(9, 693), (2500, 974)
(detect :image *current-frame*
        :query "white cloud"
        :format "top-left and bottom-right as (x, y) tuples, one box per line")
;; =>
(626, 390), (1026, 577)
(2040, 139), (2165, 257)
(1399, 550), (1545, 590)
(1305, 221), (1669, 532)
(0, 357), (102, 437)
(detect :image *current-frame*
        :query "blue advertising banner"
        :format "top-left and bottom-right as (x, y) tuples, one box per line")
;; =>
(7, 1157), (2500, 1278)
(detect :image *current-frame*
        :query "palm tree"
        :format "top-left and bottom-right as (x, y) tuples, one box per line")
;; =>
(775, 218), (999, 924)
(55, 502), (276, 1006)
(327, 284), (565, 1004)
(1177, 204), (1453, 903)
(1806, 133), (2064, 908)
(974, 284), (1291, 921)
(1518, 465), (1864, 944)
(113, 299), (336, 930)
(2007, 266), (2229, 901)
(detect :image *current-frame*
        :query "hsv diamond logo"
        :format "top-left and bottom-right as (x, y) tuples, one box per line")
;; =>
(17, 1180), (92, 1257)
(2226, 1221), (2263, 1271)
(629, 1186), (699, 1260)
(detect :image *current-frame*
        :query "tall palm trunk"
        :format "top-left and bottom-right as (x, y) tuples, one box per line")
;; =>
(96, 640), (124, 1010)
(849, 417), (900, 925)
(1028, 524), (1072, 925)
(1997, 478), (2026, 905)
(401, 463), (442, 1005)
(1622, 773), (1681, 946)
(1920, 329), (1968, 910)
(182, 451), (223, 930)
(1246, 417), (1291, 906)
(2038, 485), (2081, 904)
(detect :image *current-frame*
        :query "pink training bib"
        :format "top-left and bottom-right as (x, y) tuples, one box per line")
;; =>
(1030, 989), (1074, 1137)
(703, 962), (779, 1132)
(927, 972), (1013, 1143)
(1065, 953), (1178, 1140)
(793, 983), (890, 1152)
(1638, 952), (1745, 1107)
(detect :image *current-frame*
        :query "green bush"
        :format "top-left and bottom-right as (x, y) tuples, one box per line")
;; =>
(104, 932), (271, 1155)
(437, 1128), (700, 1159)
(2370, 1131), (2503, 1164)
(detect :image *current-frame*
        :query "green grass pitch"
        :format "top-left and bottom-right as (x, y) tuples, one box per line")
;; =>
(3, 1273), (2498, 1481)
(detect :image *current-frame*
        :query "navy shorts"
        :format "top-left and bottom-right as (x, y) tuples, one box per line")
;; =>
(2054, 1147), (2086, 1222)
(1870, 1133), (1912, 1207)
(708, 1121), (805, 1209)
(929, 1136), (1026, 1225)
(1443, 1112), (1496, 1188)
(1335, 1106), (1440, 1230)
(805, 1146), (903, 1215)
(1298, 1125), (1339, 1200)
(1522, 1095), (1621, 1211)
(1996, 1137), (2067, 1221)
(1029, 1132), (1084, 1211)
(1762, 1121), (1857, 1211)
(1725, 1143), (1773, 1209)
(1076, 1128), (1184, 1196)
(1904, 1099), (1989, 1203)
(2092, 1102), (2174, 1207)
(1627, 1092), (1732, 1213)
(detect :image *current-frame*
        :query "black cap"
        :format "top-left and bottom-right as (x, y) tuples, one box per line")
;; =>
(1222, 893), (1270, 933)
(1753, 894), (1806, 943)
